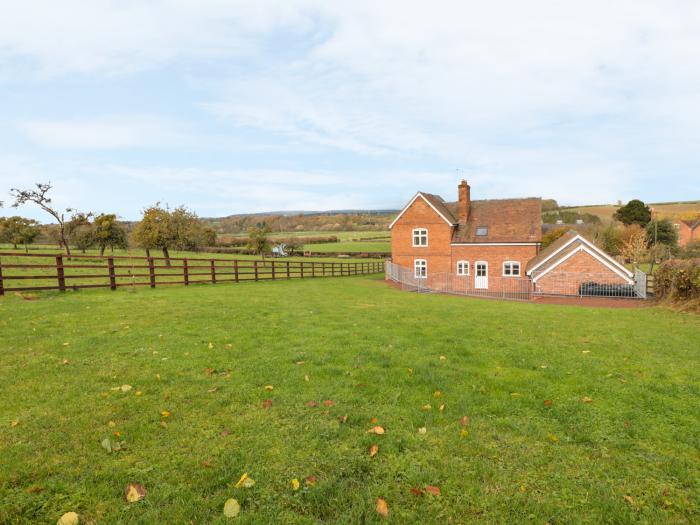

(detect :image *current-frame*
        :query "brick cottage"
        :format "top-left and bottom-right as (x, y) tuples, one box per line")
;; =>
(389, 181), (634, 296)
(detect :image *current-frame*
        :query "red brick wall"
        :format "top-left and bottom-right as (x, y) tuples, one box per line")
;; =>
(391, 197), (454, 275)
(675, 222), (699, 248)
(449, 245), (538, 284)
(534, 248), (629, 295)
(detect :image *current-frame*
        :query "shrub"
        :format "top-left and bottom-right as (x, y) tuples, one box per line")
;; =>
(654, 259), (700, 305)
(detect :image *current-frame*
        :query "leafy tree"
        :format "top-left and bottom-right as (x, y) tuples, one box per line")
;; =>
(93, 213), (128, 256)
(66, 212), (95, 253)
(613, 199), (651, 226)
(541, 227), (568, 248)
(682, 240), (700, 259)
(169, 206), (215, 251)
(132, 204), (173, 263)
(247, 225), (271, 258)
(541, 199), (559, 212)
(645, 219), (678, 249)
(0, 216), (40, 252)
(621, 228), (647, 264)
(9, 183), (78, 255)
(596, 224), (623, 255)
(284, 238), (303, 256)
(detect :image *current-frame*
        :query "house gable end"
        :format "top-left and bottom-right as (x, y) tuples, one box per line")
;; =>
(389, 192), (456, 229)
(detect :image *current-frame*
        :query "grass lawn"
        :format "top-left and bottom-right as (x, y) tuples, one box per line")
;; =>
(1, 276), (699, 524)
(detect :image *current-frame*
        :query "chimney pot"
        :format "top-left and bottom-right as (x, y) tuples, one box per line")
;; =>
(458, 180), (470, 222)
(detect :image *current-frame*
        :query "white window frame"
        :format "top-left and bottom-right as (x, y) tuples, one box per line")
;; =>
(456, 260), (470, 276)
(502, 261), (521, 277)
(414, 259), (427, 279)
(412, 228), (428, 247)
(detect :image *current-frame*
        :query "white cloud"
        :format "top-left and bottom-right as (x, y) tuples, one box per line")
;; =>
(18, 116), (186, 149)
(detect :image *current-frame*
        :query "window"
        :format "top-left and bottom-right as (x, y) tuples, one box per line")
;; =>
(457, 260), (469, 275)
(476, 226), (488, 236)
(503, 261), (521, 276)
(414, 259), (427, 278)
(412, 228), (428, 246)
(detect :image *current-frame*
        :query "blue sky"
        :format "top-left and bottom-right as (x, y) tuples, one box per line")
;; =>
(1, 1), (699, 221)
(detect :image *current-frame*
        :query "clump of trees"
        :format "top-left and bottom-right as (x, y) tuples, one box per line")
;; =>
(0, 216), (41, 252)
(246, 225), (271, 258)
(613, 199), (652, 226)
(131, 204), (215, 264)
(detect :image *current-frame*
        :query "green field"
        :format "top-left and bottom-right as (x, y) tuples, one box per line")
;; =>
(1, 276), (699, 524)
(304, 241), (390, 254)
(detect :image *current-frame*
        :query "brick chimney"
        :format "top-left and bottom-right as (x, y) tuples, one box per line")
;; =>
(458, 180), (470, 222)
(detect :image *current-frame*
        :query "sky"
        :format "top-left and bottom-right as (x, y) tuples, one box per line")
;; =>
(1, 0), (699, 221)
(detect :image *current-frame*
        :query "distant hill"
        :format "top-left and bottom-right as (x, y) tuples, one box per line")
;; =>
(562, 200), (700, 222)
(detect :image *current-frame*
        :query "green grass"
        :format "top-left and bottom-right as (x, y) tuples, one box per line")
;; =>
(304, 241), (391, 253)
(1, 276), (699, 524)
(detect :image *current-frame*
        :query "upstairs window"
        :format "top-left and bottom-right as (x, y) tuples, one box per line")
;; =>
(457, 261), (469, 276)
(414, 259), (427, 278)
(503, 261), (521, 276)
(412, 228), (428, 247)
(476, 226), (488, 236)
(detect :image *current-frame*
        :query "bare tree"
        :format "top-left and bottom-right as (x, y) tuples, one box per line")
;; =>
(10, 183), (76, 256)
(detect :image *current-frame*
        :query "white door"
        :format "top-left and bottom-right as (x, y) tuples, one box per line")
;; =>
(475, 261), (488, 289)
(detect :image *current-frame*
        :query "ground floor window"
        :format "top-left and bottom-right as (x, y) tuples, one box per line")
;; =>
(503, 261), (520, 276)
(457, 260), (469, 275)
(414, 259), (427, 278)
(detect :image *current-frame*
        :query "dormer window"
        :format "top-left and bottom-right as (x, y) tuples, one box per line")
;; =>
(476, 226), (488, 236)
(412, 228), (428, 246)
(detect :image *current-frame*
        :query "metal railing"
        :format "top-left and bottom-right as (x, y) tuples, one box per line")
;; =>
(386, 261), (648, 301)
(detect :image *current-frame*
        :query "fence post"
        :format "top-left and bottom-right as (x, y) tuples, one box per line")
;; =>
(210, 260), (216, 284)
(0, 257), (4, 296)
(56, 255), (66, 292)
(286, 260), (290, 279)
(301, 262), (305, 279)
(254, 260), (259, 281)
(311, 261), (316, 278)
(148, 257), (156, 288)
(271, 261), (276, 280)
(234, 260), (239, 283)
(107, 257), (116, 290)
(183, 258), (189, 285)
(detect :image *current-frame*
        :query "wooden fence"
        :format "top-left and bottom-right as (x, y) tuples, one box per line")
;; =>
(0, 252), (384, 295)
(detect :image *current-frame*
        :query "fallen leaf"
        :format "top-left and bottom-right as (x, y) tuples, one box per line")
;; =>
(368, 444), (379, 457)
(460, 429), (469, 438)
(624, 495), (635, 505)
(291, 478), (300, 491)
(368, 426), (385, 435)
(439, 355), (446, 361)
(221, 430), (231, 437)
(338, 415), (348, 423)
(323, 400), (334, 407)
(375, 498), (389, 517)
(161, 410), (171, 418)
(305, 475), (317, 486)
(459, 416), (470, 427)
(63, 342), (70, 346)
(208, 342), (214, 349)
(208, 387), (219, 393)
(224, 343), (233, 349)
(202, 460), (213, 468)
(407, 368), (413, 375)
(582, 350), (591, 354)
(370, 417), (378, 424)
(264, 385), (274, 391)
(124, 483), (146, 503)
(262, 399), (273, 410)
(223, 498), (240, 518)
(304, 374), (310, 382)
(418, 427), (427, 434)
(510, 392), (521, 397)
(156, 373), (161, 380)
(205, 368), (215, 376)
(160, 421), (168, 428)
(581, 396), (593, 404)
(544, 399), (553, 407)
(101, 438), (112, 453)
(234, 473), (255, 488)
(62, 359), (70, 365)
(26, 485), (43, 493)
(421, 404), (432, 411)
(306, 400), (318, 407)
(519, 484), (526, 493)
(108, 421), (116, 427)
(57, 511), (80, 525)
(120, 384), (132, 392)
(547, 433), (559, 443)
(295, 360), (305, 365)
(425, 485), (441, 496)
(135, 391), (142, 396)
(11, 420), (18, 428)
(433, 390), (442, 398)
(410, 487), (424, 496)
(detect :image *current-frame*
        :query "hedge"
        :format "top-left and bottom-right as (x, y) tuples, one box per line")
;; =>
(654, 259), (700, 302)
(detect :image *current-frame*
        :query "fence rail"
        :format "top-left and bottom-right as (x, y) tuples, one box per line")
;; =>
(0, 252), (384, 295)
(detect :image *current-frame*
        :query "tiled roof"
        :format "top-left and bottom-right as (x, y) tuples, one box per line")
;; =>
(448, 198), (542, 243)
(525, 230), (579, 273)
(419, 192), (457, 224)
(680, 219), (700, 229)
